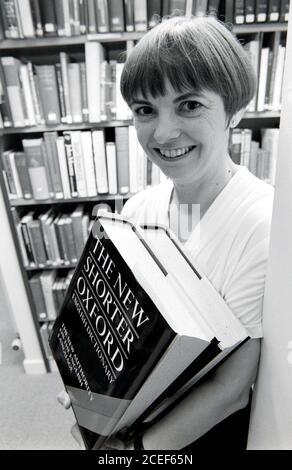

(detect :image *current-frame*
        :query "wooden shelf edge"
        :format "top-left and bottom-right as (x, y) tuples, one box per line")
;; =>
(9, 193), (132, 206)
(0, 120), (133, 135)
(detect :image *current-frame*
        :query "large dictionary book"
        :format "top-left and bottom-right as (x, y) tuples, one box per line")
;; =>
(49, 212), (249, 450)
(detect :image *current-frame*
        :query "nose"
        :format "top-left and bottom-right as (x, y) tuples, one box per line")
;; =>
(153, 112), (181, 145)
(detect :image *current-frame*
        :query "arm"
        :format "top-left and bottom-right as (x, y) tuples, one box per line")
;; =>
(142, 338), (261, 450)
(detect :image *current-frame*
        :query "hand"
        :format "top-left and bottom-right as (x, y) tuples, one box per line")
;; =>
(57, 391), (134, 450)
(102, 436), (134, 450)
(57, 391), (86, 450)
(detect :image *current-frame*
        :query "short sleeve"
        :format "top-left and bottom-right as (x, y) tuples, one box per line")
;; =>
(222, 210), (272, 339)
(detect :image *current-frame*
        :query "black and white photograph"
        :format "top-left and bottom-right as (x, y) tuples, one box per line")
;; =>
(0, 0), (291, 458)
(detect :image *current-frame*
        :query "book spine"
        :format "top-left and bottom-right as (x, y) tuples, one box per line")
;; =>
(106, 143), (118, 195)
(115, 127), (130, 194)
(280, 0), (290, 21)
(95, 0), (110, 32)
(2, 0), (20, 38)
(55, 63), (67, 123)
(27, 62), (44, 125)
(129, 125), (139, 193)
(27, 220), (47, 266)
(65, 217), (78, 263)
(22, 139), (51, 200)
(268, 0), (281, 21)
(44, 132), (64, 199)
(41, 272), (58, 320)
(245, 0), (256, 22)
(63, 132), (78, 197)
(30, 0), (44, 36)
(207, 0), (220, 17)
(56, 136), (71, 199)
(60, 52), (72, 124)
(14, 151), (33, 199)
(134, 0), (147, 31)
(79, 0), (87, 33)
(124, 0), (135, 31)
(257, 47), (269, 112)
(16, 0), (35, 37)
(81, 131), (98, 196)
(19, 64), (37, 126)
(192, 0), (208, 16)
(0, 63), (13, 127)
(92, 129), (108, 194)
(72, 0), (81, 35)
(2, 151), (17, 198)
(86, 42), (105, 123)
(29, 275), (48, 321)
(80, 62), (89, 122)
(38, 0), (57, 35)
(255, 0), (268, 21)
(234, 0), (245, 24)
(70, 131), (88, 197)
(68, 63), (83, 123)
(148, 0), (161, 28)
(87, 0), (97, 33)
(108, 0), (125, 32)
(71, 207), (85, 259)
(55, 0), (66, 36)
(35, 65), (61, 125)
(40, 139), (55, 198)
(1, 57), (26, 127)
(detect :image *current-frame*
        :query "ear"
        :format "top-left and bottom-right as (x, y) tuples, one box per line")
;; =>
(229, 108), (246, 129)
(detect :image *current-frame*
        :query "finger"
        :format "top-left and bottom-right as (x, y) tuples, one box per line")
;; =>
(104, 436), (126, 450)
(71, 423), (86, 450)
(57, 390), (71, 409)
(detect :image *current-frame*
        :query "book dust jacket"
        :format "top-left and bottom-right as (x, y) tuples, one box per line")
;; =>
(49, 218), (174, 449)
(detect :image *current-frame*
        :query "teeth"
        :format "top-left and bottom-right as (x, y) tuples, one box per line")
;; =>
(159, 146), (194, 157)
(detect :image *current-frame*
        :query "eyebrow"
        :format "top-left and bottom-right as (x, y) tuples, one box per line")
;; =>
(129, 91), (207, 107)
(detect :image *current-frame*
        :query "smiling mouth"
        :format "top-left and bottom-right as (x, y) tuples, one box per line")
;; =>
(154, 145), (196, 159)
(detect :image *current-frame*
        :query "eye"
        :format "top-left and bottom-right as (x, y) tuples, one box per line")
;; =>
(179, 101), (202, 113)
(132, 106), (154, 117)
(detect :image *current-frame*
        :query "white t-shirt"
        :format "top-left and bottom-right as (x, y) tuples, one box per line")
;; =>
(121, 167), (274, 339)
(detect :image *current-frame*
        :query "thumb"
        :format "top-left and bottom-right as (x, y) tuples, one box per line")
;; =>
(57, 390), (71, 409)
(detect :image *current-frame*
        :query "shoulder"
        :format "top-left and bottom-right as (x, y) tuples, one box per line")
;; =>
(232, 168), (274, 240)
(121, 180), (172, 225)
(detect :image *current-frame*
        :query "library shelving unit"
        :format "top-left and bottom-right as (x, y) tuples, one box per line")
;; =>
(0, 5), (289, 373)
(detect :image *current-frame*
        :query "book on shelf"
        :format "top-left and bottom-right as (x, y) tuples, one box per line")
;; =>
(49, 211), (249, 450)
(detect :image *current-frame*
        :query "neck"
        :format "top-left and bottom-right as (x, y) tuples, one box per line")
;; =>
(171, 156), (239, 217)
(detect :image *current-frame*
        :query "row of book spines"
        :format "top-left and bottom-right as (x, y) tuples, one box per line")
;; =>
(2, 127), (165, 202)
(230, 0), (289, 25)
(1, 1), (290, 42)
(0, 51), (131, 129)
(0, 0), (190, 39)
(245, 32), (286, 113)
(30, 269), (75, 323)
(11, 203), (112, 270)
(229, 127), (279, 185)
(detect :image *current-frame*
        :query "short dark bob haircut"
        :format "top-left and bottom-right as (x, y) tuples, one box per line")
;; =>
(120, 15), (256, 125)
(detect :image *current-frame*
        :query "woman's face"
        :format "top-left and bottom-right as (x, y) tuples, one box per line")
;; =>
(130, 82), (231, 186)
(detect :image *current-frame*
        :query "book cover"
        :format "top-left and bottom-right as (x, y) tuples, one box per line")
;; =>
(49, 213), (249, 449)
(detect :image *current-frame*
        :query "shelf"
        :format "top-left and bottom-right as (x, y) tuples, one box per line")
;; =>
(0, 32), (144, 50)
(10, 193), (132, 207)
(0, 120), (133, 135)
(1, 112), (280, 136)
(25, 263), (77, 271)
(242, 111), (281, 120)
(233, 22), (288, 34)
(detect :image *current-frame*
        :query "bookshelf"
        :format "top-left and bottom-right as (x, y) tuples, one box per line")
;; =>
(0, 0), (289, 374)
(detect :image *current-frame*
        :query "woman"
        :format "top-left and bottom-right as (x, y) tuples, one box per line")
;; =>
(60, 15), (274, 451)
